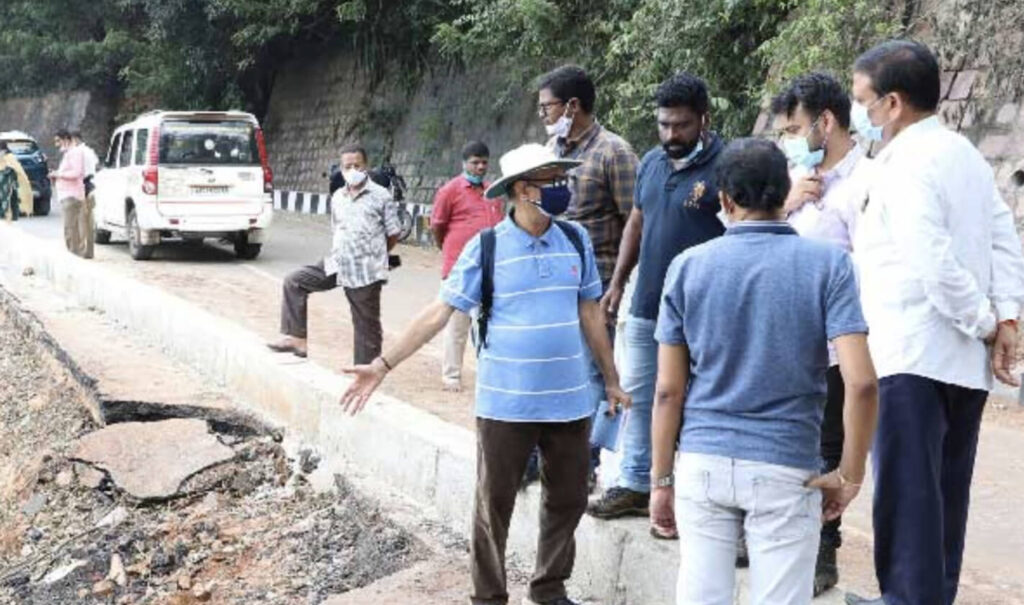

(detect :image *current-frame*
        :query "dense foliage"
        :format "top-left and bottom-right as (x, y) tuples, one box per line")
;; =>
(0, 0), (909, 141)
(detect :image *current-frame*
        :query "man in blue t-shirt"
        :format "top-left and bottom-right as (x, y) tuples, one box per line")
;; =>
(340, 143), (630, 605)
(589, 72), (725, 528)
(648, 138), (879, 603)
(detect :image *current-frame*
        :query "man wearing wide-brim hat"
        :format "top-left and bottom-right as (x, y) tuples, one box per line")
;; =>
(341, 143), (630, 605)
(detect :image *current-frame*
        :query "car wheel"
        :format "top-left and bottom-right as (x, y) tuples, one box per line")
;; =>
(234, 240), (262, 260)
(95, 228), (112, 244)
(127, 208), (154, 261)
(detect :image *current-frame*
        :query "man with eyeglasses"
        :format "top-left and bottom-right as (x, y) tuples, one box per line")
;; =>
(340, 143), (630, 605)
(536, 64), (639, 489)
(769, 71), (873, 597)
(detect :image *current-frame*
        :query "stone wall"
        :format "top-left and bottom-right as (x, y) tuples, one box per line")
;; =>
(936, 70), (1024, 216)
(0, 90), (117, 160)
(917, 0), (1024, 216)
(262, 52), (544, 204)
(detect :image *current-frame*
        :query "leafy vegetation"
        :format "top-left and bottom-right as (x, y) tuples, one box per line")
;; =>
(1, 0), (907, 141)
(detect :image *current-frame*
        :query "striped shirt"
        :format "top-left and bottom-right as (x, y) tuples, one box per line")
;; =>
(324, 180), (401, 288)
(442, 214), (603, 422)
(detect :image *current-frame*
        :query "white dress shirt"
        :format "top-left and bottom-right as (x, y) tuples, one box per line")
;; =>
(788, 142), (869, 253)
(788, 143), (871, 366)
(854, 116), (1024, 391)
(79, 144), (99, 177)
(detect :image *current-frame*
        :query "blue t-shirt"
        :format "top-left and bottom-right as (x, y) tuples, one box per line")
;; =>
(442, 214), (603, 422)
(630, 135), (726, 320)
(655, 221), (868, 470)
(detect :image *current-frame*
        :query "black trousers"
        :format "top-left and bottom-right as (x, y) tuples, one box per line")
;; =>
(820, 365), (845, 548)
(872, 374), (986, 605)
(280, 261), (383, 364)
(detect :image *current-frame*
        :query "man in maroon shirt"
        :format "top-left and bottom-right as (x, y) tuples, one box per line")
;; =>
(431, 141), (504, 391)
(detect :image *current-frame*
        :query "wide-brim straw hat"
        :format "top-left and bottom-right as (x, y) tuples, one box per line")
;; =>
(484, 143), (582, 199)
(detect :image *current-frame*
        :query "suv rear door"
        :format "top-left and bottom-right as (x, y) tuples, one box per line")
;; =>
(156, 118), (263, 218)
(95, 131), (131, 228)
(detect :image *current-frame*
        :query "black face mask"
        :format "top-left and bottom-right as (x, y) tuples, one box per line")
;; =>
(663, 136), (699, 160)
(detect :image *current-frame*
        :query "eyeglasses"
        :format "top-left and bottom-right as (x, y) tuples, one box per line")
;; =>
(520, 177), (569, 188)
(536, 100), (566, 117)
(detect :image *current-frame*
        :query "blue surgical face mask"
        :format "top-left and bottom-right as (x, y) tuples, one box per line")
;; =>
(782, 127), (825, 170)
(533, 183), (571, 216)
(464, 171), (484, 186)
(851, 101), (884, 142)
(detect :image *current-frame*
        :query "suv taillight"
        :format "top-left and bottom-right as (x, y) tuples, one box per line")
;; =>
(142, 167), (158, 195)
(256, 129), (273, 193)
(142, 126), (160, 195)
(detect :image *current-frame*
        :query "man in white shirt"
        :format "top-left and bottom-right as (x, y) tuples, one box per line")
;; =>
(846, 40), (1024, 605)
(72, 131), (100, 258)
(770, 71), (871, 597)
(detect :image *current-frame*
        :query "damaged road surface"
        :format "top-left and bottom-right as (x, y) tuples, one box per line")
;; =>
(71, 419), (236, 502)
(0, 295), (427, 604)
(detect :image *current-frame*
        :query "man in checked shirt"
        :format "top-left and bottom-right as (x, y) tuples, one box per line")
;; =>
(536, 64), (640, 488)
(268, 143), (401, 364)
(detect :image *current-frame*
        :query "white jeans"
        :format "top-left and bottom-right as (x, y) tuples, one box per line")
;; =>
(442, 310), (472, 384)
(675, 453), (822, 605)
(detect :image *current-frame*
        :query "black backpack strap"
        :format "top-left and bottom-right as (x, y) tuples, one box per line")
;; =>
(477, 227), (497, 351)
(553, 219), (587, 273)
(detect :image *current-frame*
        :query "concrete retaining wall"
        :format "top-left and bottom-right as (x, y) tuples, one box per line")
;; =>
(0, 222), (843, 604)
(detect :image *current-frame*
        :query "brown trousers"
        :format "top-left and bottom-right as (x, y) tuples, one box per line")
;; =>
(280, 261), (383, 364)
(471, 417), (591, 605)
(61, 195), (94, 259)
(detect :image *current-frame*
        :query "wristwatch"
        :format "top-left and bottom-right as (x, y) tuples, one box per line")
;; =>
(651, 474), (675, 489)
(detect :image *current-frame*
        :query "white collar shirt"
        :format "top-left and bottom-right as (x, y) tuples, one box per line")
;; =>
(854, 116), (1024, 390)
(79, 144), (99, 177)
(787, 142), (869, 253)
(324, 180), (401, 289)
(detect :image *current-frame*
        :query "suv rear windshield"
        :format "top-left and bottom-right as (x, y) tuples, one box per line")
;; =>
(158, 121), (259, 166)
(4, 140), (39, 155)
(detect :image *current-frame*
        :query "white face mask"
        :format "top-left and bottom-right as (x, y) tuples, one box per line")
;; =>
(716, 207), (733, 228)
(545, 113), (573, 139)
(343, 169), (367, 187)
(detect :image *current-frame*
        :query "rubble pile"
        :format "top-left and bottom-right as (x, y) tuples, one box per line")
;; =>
(0, 308), (425, 604)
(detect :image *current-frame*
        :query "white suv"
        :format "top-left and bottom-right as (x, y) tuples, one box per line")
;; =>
(93, 110), (273, 260)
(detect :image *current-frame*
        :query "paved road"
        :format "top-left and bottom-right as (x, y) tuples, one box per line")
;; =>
(16, 205), (444, 337)
(11, 207), (1024, 602)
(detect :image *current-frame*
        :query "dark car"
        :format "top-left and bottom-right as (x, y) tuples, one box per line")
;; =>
(0, 131), (52, 216)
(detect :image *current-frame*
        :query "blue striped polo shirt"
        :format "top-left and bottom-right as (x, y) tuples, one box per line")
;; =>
(442, 213), (603, 422)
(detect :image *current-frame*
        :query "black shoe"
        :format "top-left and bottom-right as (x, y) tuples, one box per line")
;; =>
(814, 542), (839, 597)
(533, 598), (578, 605)
(844, 594), (884, 605)
(586, 487), (649, 519)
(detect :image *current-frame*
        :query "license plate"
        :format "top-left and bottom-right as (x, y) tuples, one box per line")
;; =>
(190, 185), (231, 195)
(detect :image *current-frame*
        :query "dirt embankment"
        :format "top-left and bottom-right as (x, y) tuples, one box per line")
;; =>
(0, 305), (426, 605)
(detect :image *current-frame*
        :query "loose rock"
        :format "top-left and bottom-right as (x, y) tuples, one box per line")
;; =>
(21, 492), (46, 517)
(72, 419), (234, 501)
(107, 553), (127, 587)
(92, 579), (115, 597)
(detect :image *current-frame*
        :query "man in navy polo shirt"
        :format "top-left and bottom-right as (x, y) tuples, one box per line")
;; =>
(589, 72), (725, 531)
(340, 143), (630, 605)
